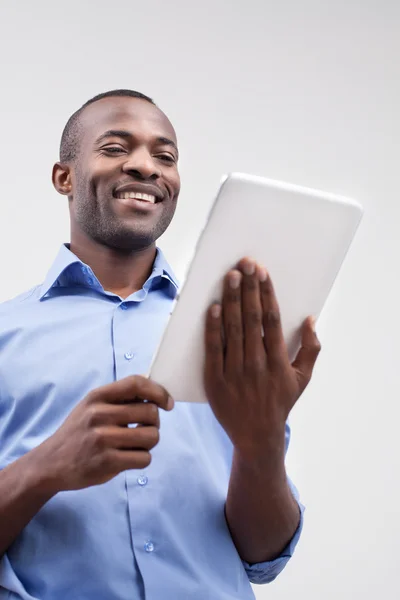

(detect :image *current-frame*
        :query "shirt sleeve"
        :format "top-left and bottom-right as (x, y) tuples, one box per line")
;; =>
(242, 421), (305, 585)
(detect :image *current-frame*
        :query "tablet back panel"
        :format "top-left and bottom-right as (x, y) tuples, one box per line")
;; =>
(150, 173), (363, 403)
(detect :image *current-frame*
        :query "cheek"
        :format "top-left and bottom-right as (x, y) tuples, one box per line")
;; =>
(167, 171), (181, 200)
(73, 164), (92, 192)
(79, 158), (115, 190)
(90, 165), (111, 188)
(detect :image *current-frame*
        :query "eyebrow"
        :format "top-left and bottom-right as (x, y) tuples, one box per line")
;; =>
(95, 129), (179, 157)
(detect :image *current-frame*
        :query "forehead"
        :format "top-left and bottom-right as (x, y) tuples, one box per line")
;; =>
(79, 97), (177, 145)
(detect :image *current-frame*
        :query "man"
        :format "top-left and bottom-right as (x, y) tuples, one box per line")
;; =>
(0, 90), (321, 600)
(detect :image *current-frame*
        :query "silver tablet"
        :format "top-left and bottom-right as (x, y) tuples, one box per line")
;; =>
(150, 173), (364, 403)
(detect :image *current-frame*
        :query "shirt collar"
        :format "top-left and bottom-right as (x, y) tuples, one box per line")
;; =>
(150, 246), (180, 291)
(39, 243), (179, 300)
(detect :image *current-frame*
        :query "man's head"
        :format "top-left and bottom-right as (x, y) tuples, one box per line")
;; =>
(53, 90), (181, 253)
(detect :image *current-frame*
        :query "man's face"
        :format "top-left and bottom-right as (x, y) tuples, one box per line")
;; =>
(63, 97), (180, 252)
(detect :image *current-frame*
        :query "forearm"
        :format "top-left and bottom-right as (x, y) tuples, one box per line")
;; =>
(225, 443), (300, 564)
(0, 447), (58, 557)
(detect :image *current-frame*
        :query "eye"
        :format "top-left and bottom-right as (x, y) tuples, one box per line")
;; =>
(102, 146), (126, 154)
(156, 154), (176, 164)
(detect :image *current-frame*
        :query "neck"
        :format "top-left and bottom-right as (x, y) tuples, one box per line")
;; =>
(69, 232), (157, 299)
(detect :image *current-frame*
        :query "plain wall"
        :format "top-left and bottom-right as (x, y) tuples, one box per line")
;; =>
(0, 1), (399, 598)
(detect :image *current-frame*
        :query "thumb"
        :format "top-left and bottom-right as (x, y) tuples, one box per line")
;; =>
(291, 317), (322, 391)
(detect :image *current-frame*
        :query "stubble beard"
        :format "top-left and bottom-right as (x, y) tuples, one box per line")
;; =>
(72, 175), (176, 253)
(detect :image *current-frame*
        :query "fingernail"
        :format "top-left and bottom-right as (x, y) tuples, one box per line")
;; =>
(243, 261), (256, 276)
(311, 316), (317, 332)
(229, 271), (242, 289)
(258, 267), (268, 282)
(211, 304), (221, 318)
(167, 396), (175, 410)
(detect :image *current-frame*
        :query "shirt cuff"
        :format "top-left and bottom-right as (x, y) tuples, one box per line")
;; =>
(242, 494), (305, 585)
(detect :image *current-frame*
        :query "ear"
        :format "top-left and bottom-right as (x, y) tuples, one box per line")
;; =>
(52, 162), (73, 196)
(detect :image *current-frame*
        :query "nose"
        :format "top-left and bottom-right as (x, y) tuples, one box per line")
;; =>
(122, 147), (161, 180)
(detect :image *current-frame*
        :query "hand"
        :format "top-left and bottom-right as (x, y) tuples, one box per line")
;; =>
(34, 375), (174, 492)
(204, 258), (321, 463)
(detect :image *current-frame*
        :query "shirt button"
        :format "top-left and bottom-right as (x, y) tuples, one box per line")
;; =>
(137, 475), (148, 486)
(120, 304), (128, 310)
(124, 351), (135, 361)
(144, 541), (155, 553)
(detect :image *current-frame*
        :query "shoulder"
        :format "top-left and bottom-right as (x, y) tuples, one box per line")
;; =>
(0, 284), (42, 320)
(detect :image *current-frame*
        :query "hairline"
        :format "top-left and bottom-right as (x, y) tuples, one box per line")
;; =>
(59, 91), (166, 164)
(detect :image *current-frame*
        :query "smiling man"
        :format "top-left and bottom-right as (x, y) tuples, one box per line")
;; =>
(0, 90), (321, 600)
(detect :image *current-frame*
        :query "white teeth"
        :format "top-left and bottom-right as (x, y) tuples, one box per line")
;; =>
(117, 191), (156, 203)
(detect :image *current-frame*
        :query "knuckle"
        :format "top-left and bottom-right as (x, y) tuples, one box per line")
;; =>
(147, 402), (159, 420)
(85, 405), (102, 427)
(137, 426), (159, 448)
(99, 448), (113, 468)
(149, 427), (160, 446)
(91, 427), (107, 450)
(226, 289), (241, 304)
(129, 374), (141, 390)
(246, 309), (261, 327)
(244, 356), (265, 374)
(85, 388), (100, 404)
(123, 405), (136, 424)
(265, 310), (281, 328)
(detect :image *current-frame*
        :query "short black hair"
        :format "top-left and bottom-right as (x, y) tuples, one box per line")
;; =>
(59, 89), (155, 163)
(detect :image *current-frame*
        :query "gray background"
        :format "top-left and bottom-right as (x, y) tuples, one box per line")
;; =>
(0, 1), (398, 598)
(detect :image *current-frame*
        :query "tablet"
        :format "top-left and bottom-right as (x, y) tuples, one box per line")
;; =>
(150, 173), (364, 404)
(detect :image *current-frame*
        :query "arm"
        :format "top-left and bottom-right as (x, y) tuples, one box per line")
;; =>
(0, 449), (57, 558)
(204, 258), (320, 568)
(226, 441), (299, 564)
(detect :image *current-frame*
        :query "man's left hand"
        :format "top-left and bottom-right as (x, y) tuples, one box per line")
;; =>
(204, 257), (321, 463)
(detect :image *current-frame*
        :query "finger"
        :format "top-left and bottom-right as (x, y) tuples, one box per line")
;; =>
(89, 375), (174, 412)
(204, 303), (224, 381)
(88, 401), (160, 428)
(222, 270), (244, 373)
(259, 270), (288, 367)
(292, 317), (321, 391)
(236, 259), (266, 368)
(111, 449), (152, 471)
(116, 402), (160, 428)
(102, 425), (160, 450)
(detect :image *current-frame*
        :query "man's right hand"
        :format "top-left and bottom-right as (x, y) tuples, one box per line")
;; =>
(34, 375), (174, 492)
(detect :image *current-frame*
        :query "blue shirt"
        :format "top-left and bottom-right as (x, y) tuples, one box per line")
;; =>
(0, 243), (304, 600)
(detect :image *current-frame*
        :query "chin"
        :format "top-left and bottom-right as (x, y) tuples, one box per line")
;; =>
(95, 227), (158, 253)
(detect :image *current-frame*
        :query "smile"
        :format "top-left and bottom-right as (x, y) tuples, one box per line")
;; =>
(115, 192), (156, 204)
